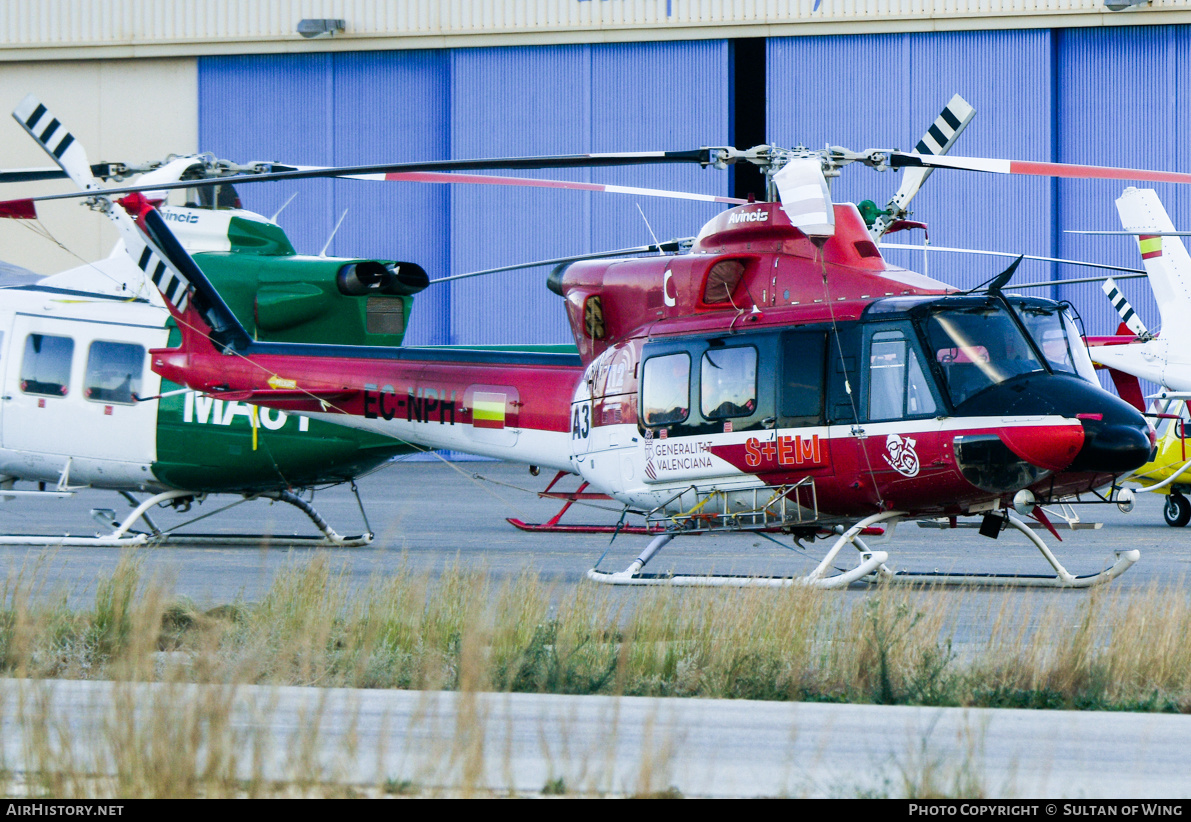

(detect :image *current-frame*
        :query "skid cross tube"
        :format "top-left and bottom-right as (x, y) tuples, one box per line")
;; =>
(0, 489), (194, 546)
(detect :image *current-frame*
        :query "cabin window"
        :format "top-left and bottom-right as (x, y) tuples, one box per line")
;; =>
(867, 329), (937, 421)
(641, 352), (690, 425)
(701, 346), (757, 419)
(20, 334), (74, 397)
(84, 341), (145, 405)
(780, 331), (826, 426)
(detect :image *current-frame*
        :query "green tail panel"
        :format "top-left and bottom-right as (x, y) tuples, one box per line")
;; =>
(151, 329), (411, 492)
(195, 252), (411, 347)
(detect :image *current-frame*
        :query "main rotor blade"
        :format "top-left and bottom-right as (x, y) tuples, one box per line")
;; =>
(996, 272), (1147, 289)
(0, 163), (128, 185)
(0, 166), (70, 184)
(888, 152), (1191, 186)
(0, 148), (723, 205)
(1067, 230), (1191, 237)
(308, 169), (746, 205)
(432, 238), (694, 284)
(880, 242), (1146, 276)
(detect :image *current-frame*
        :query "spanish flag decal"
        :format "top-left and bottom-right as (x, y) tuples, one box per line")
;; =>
(472, 392), (507, 429)
(1139, 234), (1163, 260)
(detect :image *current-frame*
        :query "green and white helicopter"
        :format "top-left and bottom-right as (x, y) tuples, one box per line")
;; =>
(0, 154), (429, 546)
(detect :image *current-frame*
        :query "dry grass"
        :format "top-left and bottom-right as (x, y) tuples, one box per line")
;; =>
(2, 551), (1191, 796)
(6, 552), (1191, 708)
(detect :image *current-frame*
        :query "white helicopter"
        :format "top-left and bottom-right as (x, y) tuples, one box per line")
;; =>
(1059, 187), (1191, 527)
(1078, 188), (1191, 393)
(0, 155), (427, 546)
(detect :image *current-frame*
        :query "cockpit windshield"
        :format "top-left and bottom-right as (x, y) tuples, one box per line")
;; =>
(1015, 304), (1100, 384)
(922, 304), (1046, 407)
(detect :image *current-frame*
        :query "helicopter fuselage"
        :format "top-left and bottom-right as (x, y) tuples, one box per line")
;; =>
(150, 201), (1152, 524)
(0, 204), (416, 497)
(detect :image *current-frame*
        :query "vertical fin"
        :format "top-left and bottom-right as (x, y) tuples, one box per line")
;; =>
(1115, 187), (1191, 342)
(1107, 368), (1146, 413)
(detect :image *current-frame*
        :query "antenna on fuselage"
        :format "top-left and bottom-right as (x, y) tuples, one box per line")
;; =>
(966, 254), (1024, 295)
(319, 208), (348, 257)
(636, 203), (664, 252)
(270, 192), (298, 222)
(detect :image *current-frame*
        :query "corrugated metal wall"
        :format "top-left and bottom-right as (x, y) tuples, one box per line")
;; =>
(9, 0), (1187, 54)
(198, 41), (729, 344)
(199, 26), (1189, 350)
(769, 26), (1189, 348)
(768, 30), (1055, 293)
(1052, 25), (1191, 342)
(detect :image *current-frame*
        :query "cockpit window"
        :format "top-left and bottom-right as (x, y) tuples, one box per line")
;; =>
(1062, 309), (1099, 384)
(1154, 400), (1189, 440)
(1016, 306), (1098, 383)
(922, 306), (1045, 407)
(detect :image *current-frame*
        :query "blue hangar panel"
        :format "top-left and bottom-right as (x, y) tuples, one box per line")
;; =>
(200, 42), (730, 347)
(447, 41), (730, 346)
(767, 26), (1191, 344)
(1052, 25), (1191, 342)
(199, 51), (453, 343)
(766, 30), (1054, 295)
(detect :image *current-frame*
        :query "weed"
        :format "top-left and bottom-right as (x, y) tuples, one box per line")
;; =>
(542, 776), (567, 795)
(384, 777), (416, 795)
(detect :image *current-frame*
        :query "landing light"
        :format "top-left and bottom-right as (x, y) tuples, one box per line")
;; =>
(1117, 488), (1136, 514)
(1012, 489), (1036, 516)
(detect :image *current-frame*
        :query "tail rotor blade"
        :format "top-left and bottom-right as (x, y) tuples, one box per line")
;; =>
(1103, 277), (1149, 337)
(873, 93), (975, 239)
(11, 94), (101, 191)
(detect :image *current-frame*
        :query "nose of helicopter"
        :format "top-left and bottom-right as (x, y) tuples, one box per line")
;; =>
(955, 373), (1151, 475)
(1066, 414), (1153, 474)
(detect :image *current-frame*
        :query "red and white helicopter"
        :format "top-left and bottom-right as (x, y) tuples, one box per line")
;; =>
(11, 93), (1177, 588)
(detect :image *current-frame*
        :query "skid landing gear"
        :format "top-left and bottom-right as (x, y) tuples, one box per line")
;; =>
(507, 471), (664, 534)
(587, 511), (897, 589)
(587, 510), (1139, 589)
(864, 511), (1137, 588)
(0, 487), (373, 547)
